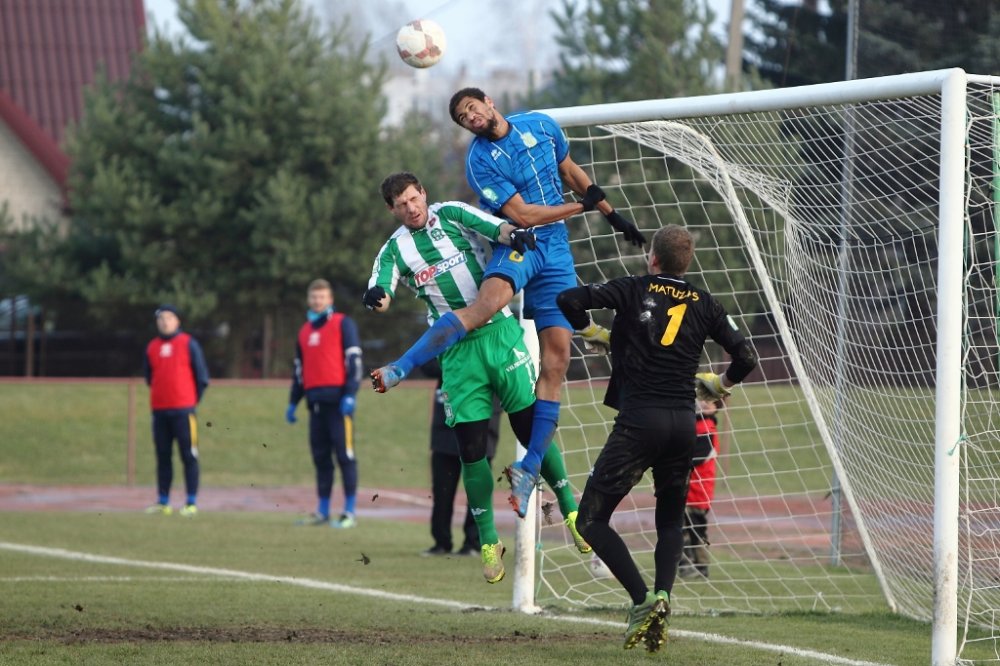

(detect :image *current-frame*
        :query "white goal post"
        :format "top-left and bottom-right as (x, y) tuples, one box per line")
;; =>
(507, 69), (1000, 666)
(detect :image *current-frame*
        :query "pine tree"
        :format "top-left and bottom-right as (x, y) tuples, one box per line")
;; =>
(542, 0), (722, 107)
(744, 0), (1000, 87)
(56, 0), (395, 375)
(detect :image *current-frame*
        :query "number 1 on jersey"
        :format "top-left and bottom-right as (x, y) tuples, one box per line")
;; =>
(660, 303), (687, 346)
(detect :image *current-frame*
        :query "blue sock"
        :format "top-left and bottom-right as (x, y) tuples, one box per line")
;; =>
(186, 494), (196, 506)
(395, 312), (467, 377)
(344, 494), (357, 516)
(521, 399), (560, 476)
(318, 497), (331, 519)
(158, 494), (169, 506)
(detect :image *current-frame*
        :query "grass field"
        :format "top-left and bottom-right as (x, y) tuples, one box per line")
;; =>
(1, 380), (994, 664)
(0, 381), (832, 494)
(0, 513), (971, 666)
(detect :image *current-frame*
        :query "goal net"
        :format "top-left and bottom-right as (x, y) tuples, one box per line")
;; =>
(524, 70), (1000, 663)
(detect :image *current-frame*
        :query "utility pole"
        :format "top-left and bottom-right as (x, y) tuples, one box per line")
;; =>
(725, 0), (745, 91)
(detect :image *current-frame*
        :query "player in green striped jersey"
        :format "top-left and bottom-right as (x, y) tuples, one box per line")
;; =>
(365, 172), (591, 583)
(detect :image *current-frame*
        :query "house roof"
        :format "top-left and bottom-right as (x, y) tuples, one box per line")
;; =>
(0, 0), (146, 189)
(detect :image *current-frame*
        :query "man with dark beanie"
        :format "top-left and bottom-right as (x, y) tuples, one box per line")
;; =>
(143, 305), (209, 517)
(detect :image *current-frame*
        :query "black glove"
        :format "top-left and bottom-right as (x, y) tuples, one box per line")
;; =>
(605, 210), (645, 247)
(580, 184), (607, 212)
(362, 285), (387, 310)
(509, 228), (537, 254)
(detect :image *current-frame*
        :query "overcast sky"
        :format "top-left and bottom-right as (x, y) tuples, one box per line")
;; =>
(144, 0), (735, 79)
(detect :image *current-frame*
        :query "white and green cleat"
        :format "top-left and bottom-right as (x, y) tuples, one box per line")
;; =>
(144, 503), (172, 516)
(179, 504), (198, 518)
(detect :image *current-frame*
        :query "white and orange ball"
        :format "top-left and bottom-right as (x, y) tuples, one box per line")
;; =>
(396, 19), (447, 69)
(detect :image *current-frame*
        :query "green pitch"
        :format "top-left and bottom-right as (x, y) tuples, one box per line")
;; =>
(1, 512), (988, 666)
(1, 381), (995, 664)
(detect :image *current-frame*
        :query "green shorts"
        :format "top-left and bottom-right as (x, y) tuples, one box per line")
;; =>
(440, 315), (537, 426)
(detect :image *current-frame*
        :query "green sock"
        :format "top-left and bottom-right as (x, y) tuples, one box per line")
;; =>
(461, 457), (497, 545)
(539, 444), (578, 517)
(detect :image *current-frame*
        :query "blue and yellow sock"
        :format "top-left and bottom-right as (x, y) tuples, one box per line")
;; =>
(318, 497), (331, 519)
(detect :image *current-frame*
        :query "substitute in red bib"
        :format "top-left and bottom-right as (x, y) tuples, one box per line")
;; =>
(143, 304), (210, 517)
(287, 279), (363, 528)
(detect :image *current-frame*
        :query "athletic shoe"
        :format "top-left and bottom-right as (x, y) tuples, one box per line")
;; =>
(642, 590), (671, 653)
(331, 513), (356, 529)
(623, 591), (660, 650)
(455, 544), (480, 557)
(370, 365), (404, 393)
(179, 504), (198, 518)
(564, 511), (592, 554)
(295, 512), (330, 526)
(505, 462), (537, 518)
(144, 503), (172, 516)
(422, 545), (451, 557)
(481, 541), (505, 583)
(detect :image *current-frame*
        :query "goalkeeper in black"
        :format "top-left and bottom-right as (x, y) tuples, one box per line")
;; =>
(556, 224), (757, 652)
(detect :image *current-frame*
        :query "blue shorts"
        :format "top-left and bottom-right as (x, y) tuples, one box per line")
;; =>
(485, 223), (575, 332)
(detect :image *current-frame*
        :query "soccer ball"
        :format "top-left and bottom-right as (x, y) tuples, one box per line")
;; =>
(589, 554), (613, 579)
(396, 19), (446, 69)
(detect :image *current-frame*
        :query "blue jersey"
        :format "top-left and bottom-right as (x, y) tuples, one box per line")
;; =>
(465, 111), (570, 237)
(465, 110), (577, 332)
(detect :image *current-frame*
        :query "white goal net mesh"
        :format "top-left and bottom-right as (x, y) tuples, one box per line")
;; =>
(529, 76), (1000, 661)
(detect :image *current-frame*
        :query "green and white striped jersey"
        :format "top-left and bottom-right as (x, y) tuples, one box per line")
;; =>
(368, 201), (513, 326)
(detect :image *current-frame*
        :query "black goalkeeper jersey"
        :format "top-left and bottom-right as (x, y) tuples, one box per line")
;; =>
(582, 273), (749, 415)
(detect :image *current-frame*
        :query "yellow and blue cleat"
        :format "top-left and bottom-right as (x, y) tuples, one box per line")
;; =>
(564, 511), (592, 554)
(331, 513), (356, 529)
(481, 541), (505, 583)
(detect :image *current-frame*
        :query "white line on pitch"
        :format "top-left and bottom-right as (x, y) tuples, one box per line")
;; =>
(0, 541), (474, 610)
(537, 613), (895, 666)
(0, 541), (894, 666)
(0, 576), (246, 583)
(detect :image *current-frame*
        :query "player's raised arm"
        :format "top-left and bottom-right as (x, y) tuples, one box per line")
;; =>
(437, 201), (537, 254)
(696, 303), (759, 400)
(558, 155), (645, 247)
(554, 282), (625, 355)
(363, 240), (399, 313)
(498, 192), (590, 229)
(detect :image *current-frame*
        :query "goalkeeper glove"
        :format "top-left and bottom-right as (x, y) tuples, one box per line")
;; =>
(578, 322), (611, 355)
(580, 184), (607, 212)
(695, 372), (732, 401)
(362, 286), (387, 311)
(509, 228), (537, 254)
(285, 403), (298, 424)
(604, 210), (645, 247)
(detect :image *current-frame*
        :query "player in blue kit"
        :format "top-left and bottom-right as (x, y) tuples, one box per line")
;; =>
(370, 88), (644, 517)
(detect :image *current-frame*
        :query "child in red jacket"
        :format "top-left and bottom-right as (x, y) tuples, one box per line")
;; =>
(680, 398), (723, 578)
